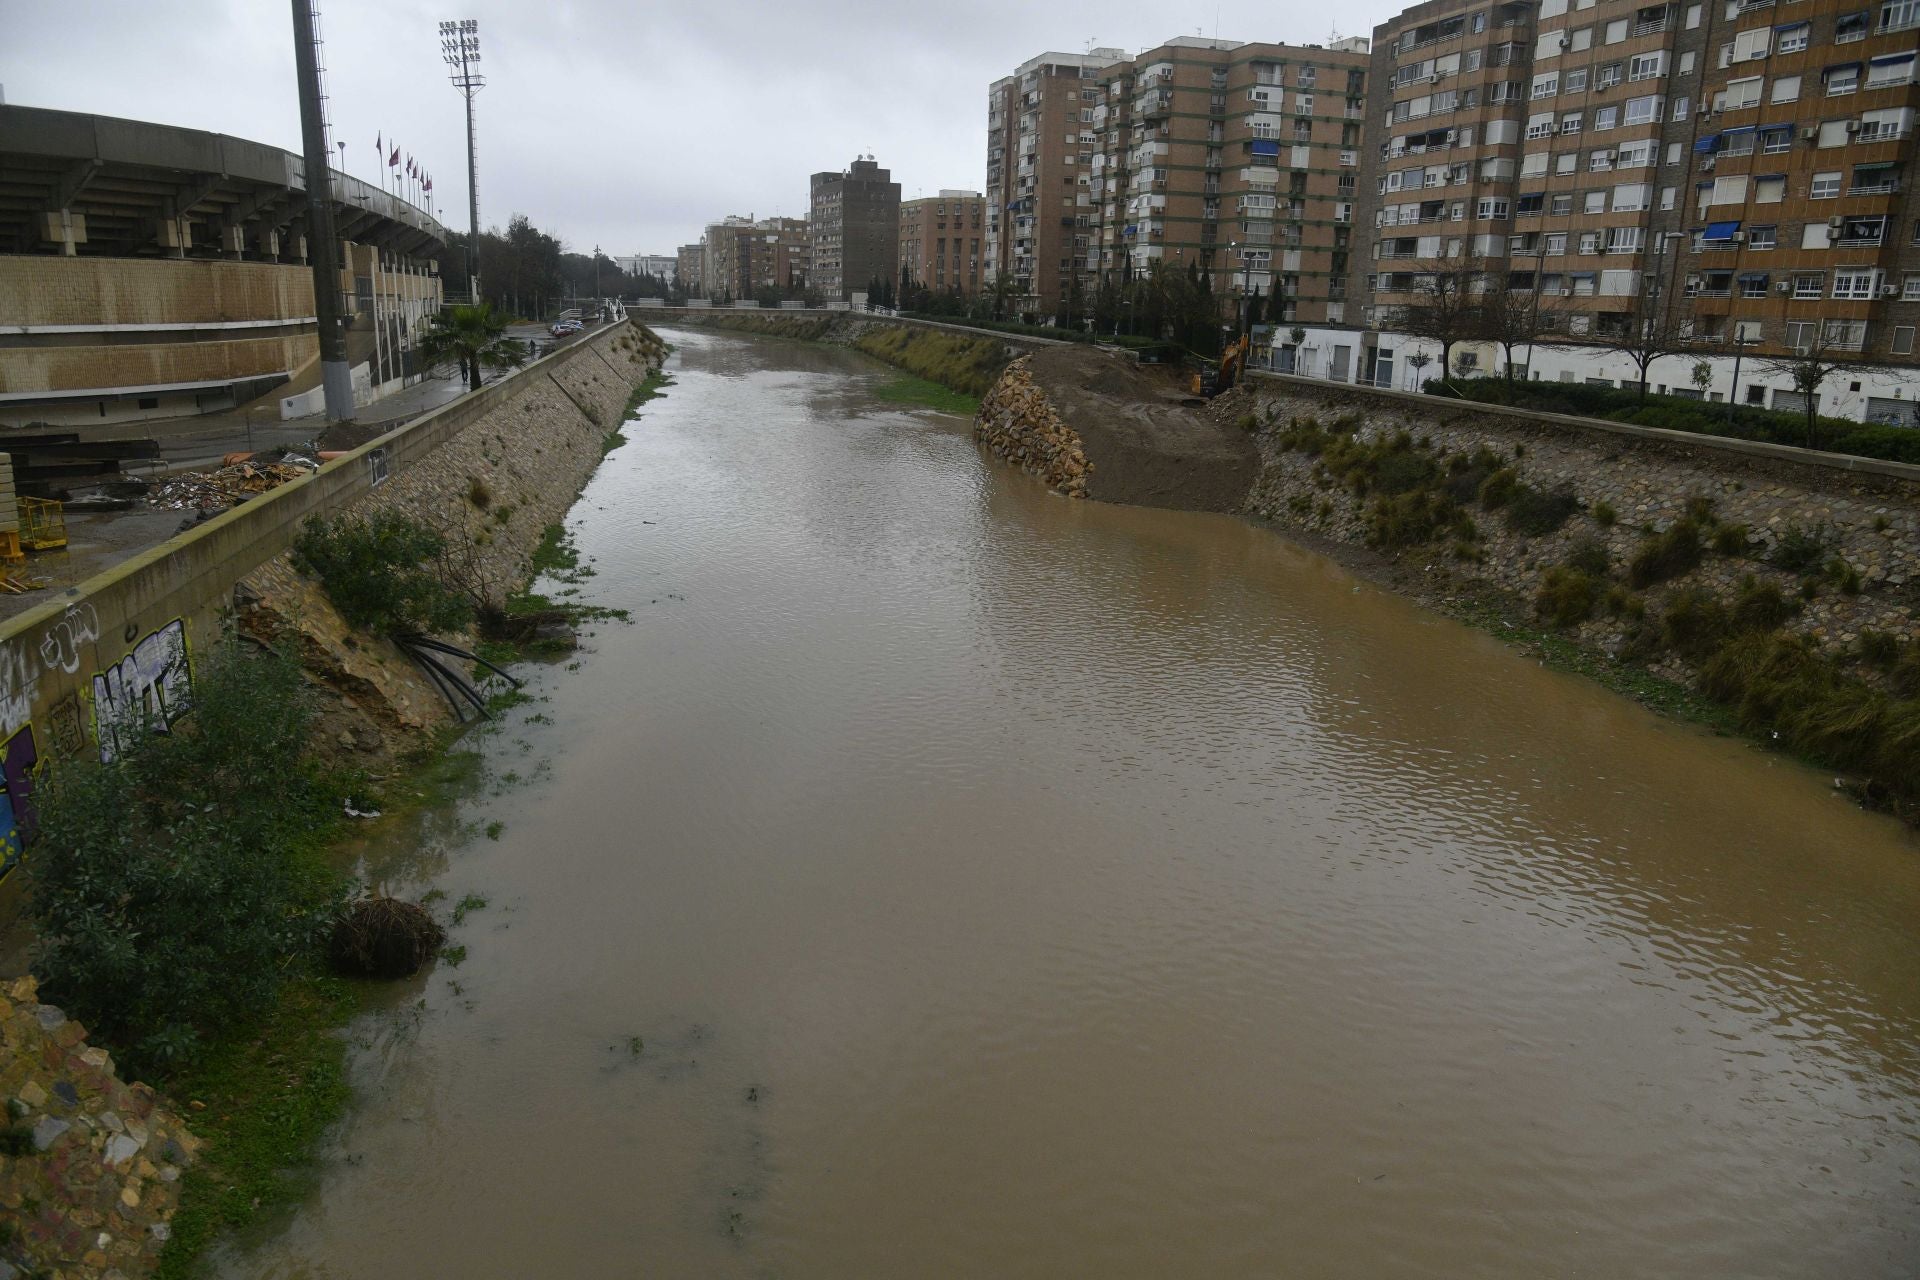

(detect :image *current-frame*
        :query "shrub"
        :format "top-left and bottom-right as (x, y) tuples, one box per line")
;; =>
(1711, 523), (1751, 556)
(1826, 558), (1864, 595)
(1591, 499), (1618, 527)
(26, 642), (344, 1075)
(1858, 629), (1903, 669)
(1627, 518), (1703, 588)
(1731, 577), (1797, 632)
(1604, 584), (1645, 618)
(1565, 538), (1611, 577)
(1771, 524), (1828, 573)
(1477, 467), (1520, 508)
(1505, 485), (1581, 537)
(1659, 589), (1732, 662)
(1366, 489), (1460, 549)
(1535, 567), (1599, 627)
(295, 512), (475, 637)
(1442, 447), (1502, 504)
(1372, 448), (1438, 495)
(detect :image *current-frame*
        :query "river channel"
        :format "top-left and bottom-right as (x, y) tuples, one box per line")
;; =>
(221, 327), (1920, 1277)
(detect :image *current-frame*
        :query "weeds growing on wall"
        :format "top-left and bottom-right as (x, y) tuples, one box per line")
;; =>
(27, 640), (349, 1076)
(851, 327), (1011, 398)
(294, 512), (474, 637)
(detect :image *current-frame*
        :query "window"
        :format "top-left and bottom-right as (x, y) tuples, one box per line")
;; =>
(1532, 72), (1560, 99)
(1612, 182), (1651, 211)
(1755, 174), (1787, 202)
(1722, 77), (1762, 109)
(1522, 150), (1550, 175)
(1749, 224), (1777, 249)
(1517, 192), (1545, 215)
(1824, 319), (1868, 349)
(1476, 197), (1510, 219)
(1761, 127), (1793, 153)
(1594, 105), (1619, 129)
(1597, 63), (1623, 89)
(1557, 152), (1579, 174)
(1826, 64), (1861, 95)
(1894, 326), (1916, 356)
(1585, 189), (1607, 213)
(1672, 95), (1690, 121)
(1661, 185), (1678, 209)
(1785, 319), (1819, 350)
(1779, 22), (1810, 51)
(1771, 74), (1802, 103)
(1731, 28), (1770, 61)
(1812, 170), (1843, 197)
(1861, 107), (1916, 141)
(1708, 174), (1750, 204)
(1885, 0), (1920, 33)
(1551, 193), (1574, 214)
(1793, 272), (1824, 298)
(1868, 53), (1916, 87)
(1607, 226), (1645, 253)
(1680, 50), (1697, 74)
(1590, 148), (1615, 171)
(1905, 274), (1920, 300)
(1617, 139), (1656, 167)
(1836, 11), (1869, 41)
(1566, 68), (1589, 92)
(1580, 230), (1602, 253)
(1627, 94), (1665, 124)
(1631, 52), (1668, 81)
(1801, 222), (1831, 249)
(1546, 232), (1569, 254)
(1838, 214), (1888, 243)
(1740, 273), (1770, 297)
(1606, 16), (1630, 42)
(1562, 111), (1584, 134)
(1527, 111), (1555, 139)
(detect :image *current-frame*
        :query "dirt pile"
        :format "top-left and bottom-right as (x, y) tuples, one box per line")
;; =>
(983, 346), (1259, 512)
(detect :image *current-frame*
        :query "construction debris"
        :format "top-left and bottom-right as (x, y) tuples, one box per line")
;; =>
(146, 458), (317, 511)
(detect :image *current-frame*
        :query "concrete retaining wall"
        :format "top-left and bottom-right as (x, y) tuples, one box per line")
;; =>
(0, 320), (660, 905)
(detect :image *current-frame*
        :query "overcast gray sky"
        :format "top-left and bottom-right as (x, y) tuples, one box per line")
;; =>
(4, 0), (1407, 257)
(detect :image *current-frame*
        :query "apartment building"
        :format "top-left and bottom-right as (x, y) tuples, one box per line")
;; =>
(695, 216), (811, 299)
(1359, 0), (1538, 346)
(1679, 0), (1920, 393)
(676, 243), (703, 294)
(1090, 36), (1373, 327)
(1355, 0), (1917, 410)
(810, 157), (901, 301)
(701, 217), (757, 300)
(900, 190), (987, 296)
(985, 48), (1128, 318)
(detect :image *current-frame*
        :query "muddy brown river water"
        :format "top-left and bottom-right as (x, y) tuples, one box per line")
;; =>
(219, 328), (1920, 1278)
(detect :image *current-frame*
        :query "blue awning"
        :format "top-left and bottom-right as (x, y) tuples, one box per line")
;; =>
(1775, 20), (1808, 31)
(1703, 221), (1741, 241)
(1693, 134), (1720, 152)
(1739, 272), (1768, 282)
(1721, 124), (1756, 135)
(1250, 139), (1280, 156)
(1871, 52), (1915, 65)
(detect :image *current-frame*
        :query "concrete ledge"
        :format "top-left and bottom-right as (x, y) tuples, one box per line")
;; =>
(1249, 368), (1920, 486)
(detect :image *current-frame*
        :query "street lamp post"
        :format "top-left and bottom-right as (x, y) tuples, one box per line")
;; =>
(1228, 240), (1240, 342)
(440, 19), (484, 301)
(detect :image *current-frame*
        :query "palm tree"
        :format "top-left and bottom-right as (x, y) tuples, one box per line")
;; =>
(417, 302), (526, 392)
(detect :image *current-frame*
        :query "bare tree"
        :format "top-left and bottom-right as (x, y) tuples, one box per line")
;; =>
(1575, 271), (1694, 401)
(1477, 264), (1563, 382)
(1755, 321), (1872, 451)
(1381, 259), (1490, 392)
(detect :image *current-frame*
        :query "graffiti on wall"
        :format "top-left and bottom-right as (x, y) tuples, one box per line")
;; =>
(38, 602), (101, 675)
(0, 643), (37, 738)
(0, 723), (38, 882)
(92, 618), (193, 764)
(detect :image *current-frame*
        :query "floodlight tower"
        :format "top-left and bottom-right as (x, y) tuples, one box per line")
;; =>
(440, 18), (484, 299)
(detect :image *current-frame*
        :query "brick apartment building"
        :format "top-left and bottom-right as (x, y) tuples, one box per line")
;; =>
(1091, 36), (1374, 327)
(986, 49), (1129, 318)
(809, 157), (901, 301)
(698, 216), (811, 300)
(900, 191), (986, 296)
(1353, 0), (1918, 411)
(676, 243), (704, 294)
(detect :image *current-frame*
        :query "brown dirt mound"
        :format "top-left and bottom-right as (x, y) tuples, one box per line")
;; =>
(1022, 345), (1258, 512)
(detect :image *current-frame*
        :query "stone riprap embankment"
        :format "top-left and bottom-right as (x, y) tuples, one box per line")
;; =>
(652, 309), (1018, 400)
(976, 356), (1093, 498)
(974, 346), (1258, 512)
(1, 976), (199, 1279)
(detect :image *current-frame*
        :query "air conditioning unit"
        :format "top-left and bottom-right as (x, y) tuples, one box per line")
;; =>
(1775, 280), (1792, 294)
(1561, 286), (1574, 296)
(1558, 32), (1571, 47)
(1700, 157), (1716, 170)
(1828, 215), (1846, 228)
(1845, 120), (1861, 134)
(1882, 284), (1900, 297)
(1801, 126), (1819, 141)
(1431, 72), (1444, 83)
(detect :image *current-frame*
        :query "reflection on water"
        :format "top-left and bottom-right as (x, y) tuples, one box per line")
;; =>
(219, 328), (1920, 1280)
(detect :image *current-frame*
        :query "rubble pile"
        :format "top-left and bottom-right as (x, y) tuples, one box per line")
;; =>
(146, 457), (316, 511)
(974, 356), (1093, 498)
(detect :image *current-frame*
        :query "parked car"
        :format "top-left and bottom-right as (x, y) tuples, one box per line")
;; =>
(550, 320), (581, 337)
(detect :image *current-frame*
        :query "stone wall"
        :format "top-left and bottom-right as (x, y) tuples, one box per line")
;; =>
(0, 976), (200, 1280)
(1221, 375), (1920, 674)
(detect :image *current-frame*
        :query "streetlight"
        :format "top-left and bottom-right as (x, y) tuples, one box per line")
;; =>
(439, 18), (483, 300)
(1228, 240), (1240, 342)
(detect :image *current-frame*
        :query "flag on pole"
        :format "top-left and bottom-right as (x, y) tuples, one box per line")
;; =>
(389, 146), (400, 167)
(376, 131), (382, 157)
(407, 155), (415, 177)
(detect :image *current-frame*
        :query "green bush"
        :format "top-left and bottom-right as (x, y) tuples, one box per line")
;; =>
(1627, 518), (1704, 588)
(1731, 576), (1797, 632)
(1770, 524), (1829, 572)
(1505, 485), (1581, 537)
(1535, 567), (1599, 627)
(1591, 499), (1618, 526)
(1659, 589), (1733, 662)
(1565, 538), (1611, 577)
(1477, 467), (1521, 508)
(1366, 489), (1462, 549)
(27, 641), (345, 1075)
(1711, 523), (1751, 556)
(294, 512), (474, 637)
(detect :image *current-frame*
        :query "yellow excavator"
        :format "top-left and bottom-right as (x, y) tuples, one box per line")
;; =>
(1191, 333), (1252, 398)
